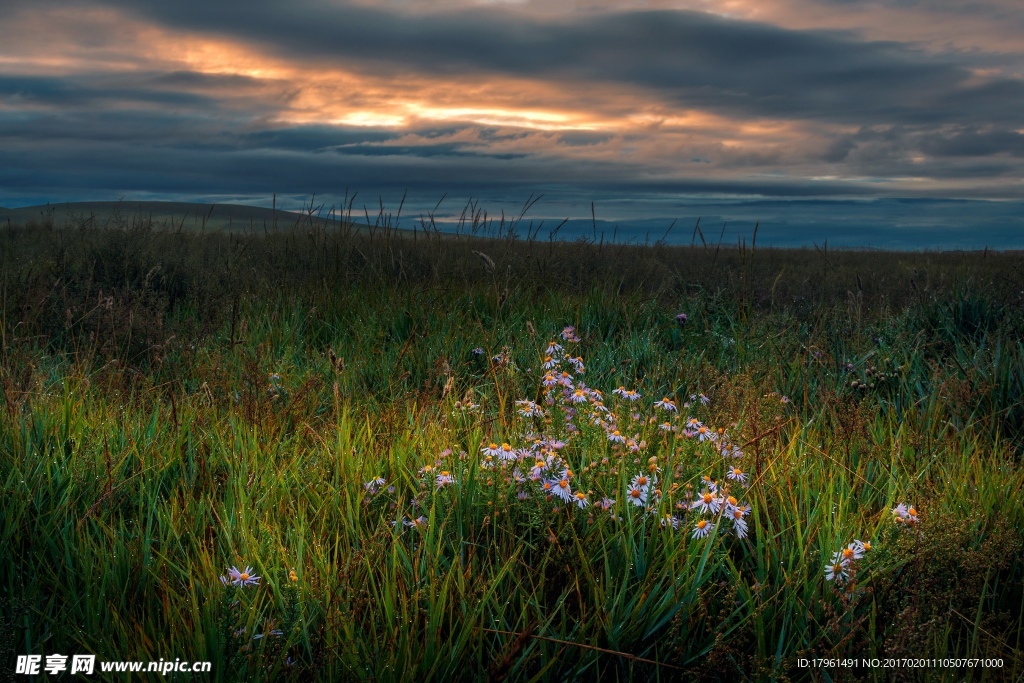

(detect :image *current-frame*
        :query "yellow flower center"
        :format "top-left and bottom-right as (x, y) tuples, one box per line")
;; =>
(239, 573), (250, 581)
(630, 489), (641, 498)
(842, 548), (854, 559)
(575, 492), (586, 500)
(696, 520), (708, 529)
(908, 507), (917, 516)
(536, 460), (545, 468)
(440, 471), (449, 476)
(733, 468), (742, 476)
(637, 476), (648, 486)
(733, 510), (743, 519)
(728, 496), (738, 506)
(862, 542), (872, 551)
(703, 493), (713, 504)
(559, 479), (569, 489)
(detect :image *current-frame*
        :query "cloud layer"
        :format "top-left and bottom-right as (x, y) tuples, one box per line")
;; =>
(2, 0), (1023, 244)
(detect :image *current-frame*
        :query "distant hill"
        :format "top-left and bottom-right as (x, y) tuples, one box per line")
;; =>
(0, 201), (356, 232)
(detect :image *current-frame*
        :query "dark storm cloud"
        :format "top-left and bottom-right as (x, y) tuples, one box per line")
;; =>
(917, 128), (1024, 158)
(0, 74), (220, 109)
(79, 0), (1024, 127)
(0, 119), (874, 200)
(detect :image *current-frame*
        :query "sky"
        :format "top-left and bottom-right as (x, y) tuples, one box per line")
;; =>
(2, 0), (1024, 247)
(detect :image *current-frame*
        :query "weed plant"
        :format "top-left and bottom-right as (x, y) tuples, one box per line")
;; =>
(1, 205), (1023, 681)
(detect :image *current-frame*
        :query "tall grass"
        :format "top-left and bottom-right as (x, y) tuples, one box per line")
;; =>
(1, 208), (1023, 681)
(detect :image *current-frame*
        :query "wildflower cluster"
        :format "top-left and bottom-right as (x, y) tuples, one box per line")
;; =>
(824, 540), (872, 585)
(394, 327), (758, 543)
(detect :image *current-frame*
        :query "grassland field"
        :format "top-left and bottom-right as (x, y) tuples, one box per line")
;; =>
(1, 207), (1024, 681)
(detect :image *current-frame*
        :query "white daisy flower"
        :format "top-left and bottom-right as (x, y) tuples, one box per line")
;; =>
(569, 389), (588, 404)
(226, 566), (261, 587)
(529, 458), (550, 480)
(436, 471), (454, 488)
(630, 473), (653, 491)
(550, 477), (573, 503)
(691, 489), (723, 515)
(695, 425), (714, 442)
(545, 341), (564, 356)
(557, 372), (574, 388)
(364, 477), (386, 492)
(691, 520), (713, 539)
(573, 492), (590, 509)
(654, 397), (677, 412)
(567, 356), (585, 374)
(480, 443), (502, 457)
(542, 373), (558, 387)
(541, 355), (560, 370)
(612, 386), (628, 398)
(838, 540), (869, 564)
(623, 390), (642, 402)
(498, 443), (518, 461)
(607, 429), (626, 443)
(659, 422), (676, 432)
(726, 467), (748, 485)
(825, 560), (849, 583)
(626, 484), (647, 507)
